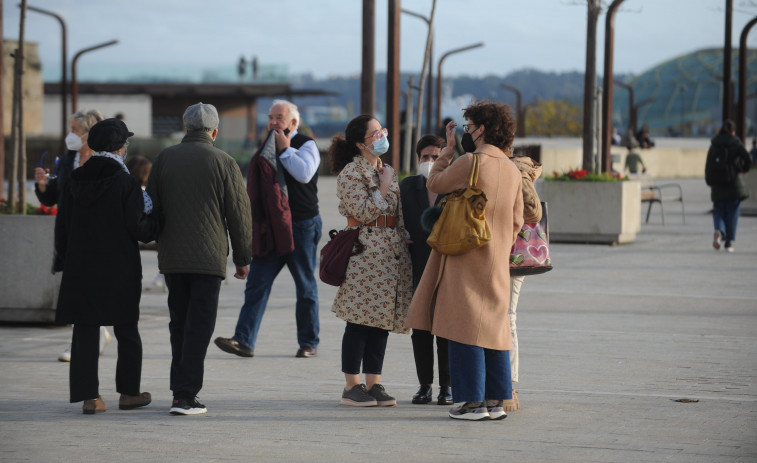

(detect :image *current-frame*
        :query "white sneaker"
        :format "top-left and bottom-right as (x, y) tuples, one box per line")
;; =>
(725, 242), (734, 253)
(99, 327), (113, 355)
(58, 348), (71, 362)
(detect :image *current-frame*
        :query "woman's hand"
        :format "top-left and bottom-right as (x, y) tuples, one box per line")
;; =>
(378, 163), (394, 186)
(34, 167), (48, 192)
(445, 120), (458, 149)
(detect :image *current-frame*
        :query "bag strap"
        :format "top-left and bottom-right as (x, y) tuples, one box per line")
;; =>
(468, 154), (480, 188)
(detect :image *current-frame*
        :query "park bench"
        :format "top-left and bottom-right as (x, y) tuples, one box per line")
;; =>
(635, 175), (685, 225)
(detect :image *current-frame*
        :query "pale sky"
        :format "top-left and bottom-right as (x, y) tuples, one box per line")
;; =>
(3, 0), (757, 80)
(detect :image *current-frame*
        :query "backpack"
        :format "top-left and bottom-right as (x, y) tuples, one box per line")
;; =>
(705, 144), (736, 186)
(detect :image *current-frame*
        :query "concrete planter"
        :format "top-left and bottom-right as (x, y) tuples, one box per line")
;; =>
(0, 215), (61, 322)
(540, 180), (642, 244)
(741, 169), (757, 216)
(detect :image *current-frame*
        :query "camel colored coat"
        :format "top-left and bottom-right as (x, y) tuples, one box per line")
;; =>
(406, 144), (524, 350)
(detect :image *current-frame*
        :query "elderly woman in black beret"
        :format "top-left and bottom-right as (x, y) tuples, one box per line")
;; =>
(55, 118), (156, 414)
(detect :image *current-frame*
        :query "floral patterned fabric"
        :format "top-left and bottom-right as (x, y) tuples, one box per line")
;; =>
(332, 155), (413, 334)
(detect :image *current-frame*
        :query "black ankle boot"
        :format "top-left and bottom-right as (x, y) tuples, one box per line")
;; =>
(412, 384), (433, 404)
(437, 385), (453, 405)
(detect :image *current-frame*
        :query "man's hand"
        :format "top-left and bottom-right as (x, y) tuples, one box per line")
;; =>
(273, 129), (291, 153)
(234, 265), (250, 280)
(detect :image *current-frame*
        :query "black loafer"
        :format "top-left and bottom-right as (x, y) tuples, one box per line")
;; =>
(437, 385), (453, 405)
(412, 384), (433, 404)
(296, 346), (317, 358)
(214, 337), (254, 357)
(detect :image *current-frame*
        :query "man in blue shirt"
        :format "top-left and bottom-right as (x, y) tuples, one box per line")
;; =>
(215, 100), (322, 358)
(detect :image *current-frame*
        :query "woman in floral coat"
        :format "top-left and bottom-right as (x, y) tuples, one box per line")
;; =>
(327, 114), (413, 407)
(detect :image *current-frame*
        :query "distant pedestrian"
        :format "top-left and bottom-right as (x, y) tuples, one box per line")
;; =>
(706, 120), (752, 253)
(214, 99), (322, 360)
(55, 118), (156, 415)
(328, 114), (413, 407)
(750, 138), (757, 165)
(399, 134), (452, 406)
(623, 145), (647, 175)
(146, 103), (252, 415)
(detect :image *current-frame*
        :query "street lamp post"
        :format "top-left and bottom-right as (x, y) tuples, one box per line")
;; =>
(435, 42), (484, 129)
(501, 84), (525, 137)
(25, 4), (67, 150)
(71, 40), (118, 112)
(601, 0), (624, 174)
(402, 8), (434, 135)
(737, 16), (757, 142)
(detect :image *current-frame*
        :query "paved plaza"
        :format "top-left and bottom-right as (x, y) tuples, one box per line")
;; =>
(1, 177), (756, 462)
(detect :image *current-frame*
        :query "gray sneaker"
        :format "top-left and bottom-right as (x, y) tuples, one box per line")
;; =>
(341, 384), (378, 407)
(485, 399), (507, 420)
(367, 384), (396, 406)
(448, 402), (490, 421)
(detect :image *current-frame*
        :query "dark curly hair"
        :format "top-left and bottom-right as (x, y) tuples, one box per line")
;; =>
(462, 101), (516, 152)
(415, 134), (444, 158)
(327, 114), (374, 174)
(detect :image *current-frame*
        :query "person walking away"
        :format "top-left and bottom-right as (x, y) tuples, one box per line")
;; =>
(54, 118), (156, 414)
(214, 99), (322, 359)
(406, 102), (523, 421)
(328, 115), (413, 407)
(705, 120), (752, 253)
(399, 134), (452, 406)
(146, 103), (252, 415)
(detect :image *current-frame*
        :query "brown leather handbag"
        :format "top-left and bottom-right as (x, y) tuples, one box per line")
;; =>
(426, 154), (491, 255)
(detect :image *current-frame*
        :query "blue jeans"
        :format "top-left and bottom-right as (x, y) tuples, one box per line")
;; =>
(234, 215), (322, 350)
(448, 340), (512, 403)
(712, 200), (742, 243)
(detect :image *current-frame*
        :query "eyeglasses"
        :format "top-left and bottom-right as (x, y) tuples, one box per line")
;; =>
(462, 124), (477, 133)
(365, 128), (388, 141)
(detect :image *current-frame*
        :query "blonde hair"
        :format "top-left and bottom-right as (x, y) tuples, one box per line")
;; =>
(70, 109), (105, 132)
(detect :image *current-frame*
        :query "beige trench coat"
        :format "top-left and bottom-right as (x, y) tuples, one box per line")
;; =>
(406, 144), (524, 350)
(331, 155), (413, 334)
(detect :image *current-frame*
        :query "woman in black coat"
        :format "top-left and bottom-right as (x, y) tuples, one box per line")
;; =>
(55, 118), (156, 414)
(706, 120), (753, 253)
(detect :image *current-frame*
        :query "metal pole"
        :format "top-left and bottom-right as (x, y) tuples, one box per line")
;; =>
(412, 0), (436, 172)
(613, 79), (634, 135)
(403, 76), (415, 174)
(361, 0), (375, 115)
(436, 42), (485, 129)
(402, 7), (434, 136)
(71, 40), (118, 112)
(601, 0), (624, 173)
(723, 0), (733, 122)
(0, 0), (5, 198)
(387, 0), (401, 169)
(582, 0), (601, 172)
(25, 4), (67, 152)
(737, 16), (757, 142)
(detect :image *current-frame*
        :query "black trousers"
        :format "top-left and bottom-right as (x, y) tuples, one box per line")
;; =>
(341, 322), (389, 375)
(411, 329), (450, 386)
(164, 273), (222, 400)
(69, 323), (142, 403)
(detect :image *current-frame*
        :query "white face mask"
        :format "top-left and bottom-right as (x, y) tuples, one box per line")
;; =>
(65, 132), (84, 151)
(418, 161), (434, 179)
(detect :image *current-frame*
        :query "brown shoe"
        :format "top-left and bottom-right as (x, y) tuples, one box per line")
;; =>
(296, 346), (317, 358)
(119, 392), (152, 410)
(82, 396), (106, 415)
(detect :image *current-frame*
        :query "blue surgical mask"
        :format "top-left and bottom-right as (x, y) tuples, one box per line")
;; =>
(369, 135), (389, 156)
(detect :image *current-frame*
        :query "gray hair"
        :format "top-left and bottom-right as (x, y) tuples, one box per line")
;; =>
(69, 109), (104, 132)
(270, 99), (300, 130)
(183, 102), (219, 132)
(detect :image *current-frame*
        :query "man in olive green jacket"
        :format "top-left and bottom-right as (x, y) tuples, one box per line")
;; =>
(146, 102), (252, 415)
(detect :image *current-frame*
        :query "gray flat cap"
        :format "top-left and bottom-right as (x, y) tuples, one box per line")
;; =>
(183, 102), (219, 131)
